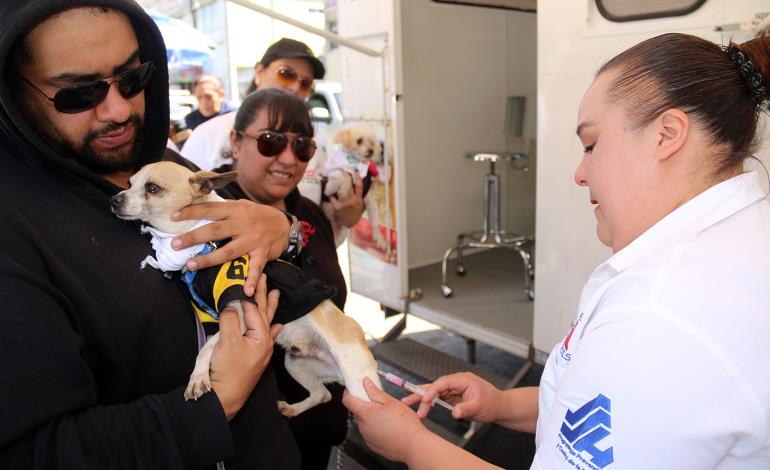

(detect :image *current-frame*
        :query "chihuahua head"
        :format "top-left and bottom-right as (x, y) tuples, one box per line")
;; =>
(334, 124), (383, 165)
(111, 161), (237, 235)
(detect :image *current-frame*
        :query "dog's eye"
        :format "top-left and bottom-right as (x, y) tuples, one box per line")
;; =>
(145, 183), (161, 195)
(356, 138), (363, 145)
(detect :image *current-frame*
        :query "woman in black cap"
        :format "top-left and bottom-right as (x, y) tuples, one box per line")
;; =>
(246, 37), (326, 97)
(184, 39), (361, 470)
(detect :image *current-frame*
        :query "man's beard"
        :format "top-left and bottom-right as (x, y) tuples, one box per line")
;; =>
(21, 105), (144, 175)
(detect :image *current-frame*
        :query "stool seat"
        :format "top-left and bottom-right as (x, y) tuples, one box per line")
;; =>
(466, 151), (524, 163)
(441, 152), (534, 300)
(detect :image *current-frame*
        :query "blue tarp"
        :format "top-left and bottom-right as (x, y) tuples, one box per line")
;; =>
(146, 9), (216, 67)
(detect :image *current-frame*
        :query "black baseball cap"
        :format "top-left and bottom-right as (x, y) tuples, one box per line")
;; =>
(259, 38), (326, 79)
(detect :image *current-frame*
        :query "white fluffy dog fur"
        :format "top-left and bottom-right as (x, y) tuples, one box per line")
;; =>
(111, 161), (381, 417)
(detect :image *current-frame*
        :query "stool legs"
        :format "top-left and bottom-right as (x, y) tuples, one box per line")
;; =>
(440, 160), (534, 300)
(456, 233), (466, 276)
(442, 237), (533, 299)
(440, 246), (456, 297)
(509, 242), (534, 300)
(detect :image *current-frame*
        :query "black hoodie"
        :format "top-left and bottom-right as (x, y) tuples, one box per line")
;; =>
(0, 1), (299, 469)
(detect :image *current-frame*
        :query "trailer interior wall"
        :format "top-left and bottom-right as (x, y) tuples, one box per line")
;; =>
(400, 0), (537, 270)
(534, 0), (770, 354)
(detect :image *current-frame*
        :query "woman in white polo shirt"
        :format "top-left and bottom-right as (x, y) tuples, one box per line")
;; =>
(343, 32), (770, 469)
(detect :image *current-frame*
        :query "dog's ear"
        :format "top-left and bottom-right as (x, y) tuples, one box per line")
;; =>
(334, 127), (351, 146)
(189, 171), (238, 195)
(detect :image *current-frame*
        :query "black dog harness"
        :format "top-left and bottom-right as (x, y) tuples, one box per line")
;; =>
(185, 250), (337, 336)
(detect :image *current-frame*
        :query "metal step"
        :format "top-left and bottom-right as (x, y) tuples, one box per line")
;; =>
(372, 337), (510, 389)
(327, 444), (370, 470)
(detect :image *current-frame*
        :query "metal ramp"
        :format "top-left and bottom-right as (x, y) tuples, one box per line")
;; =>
(372, 336), (532, 443)
(372, 338), (510, 389)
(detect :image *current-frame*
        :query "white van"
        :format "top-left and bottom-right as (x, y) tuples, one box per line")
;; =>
(308, 80), (344, 145)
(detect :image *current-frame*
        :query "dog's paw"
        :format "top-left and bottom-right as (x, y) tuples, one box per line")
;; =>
(184, 373), (212, 401)
(277, 400), (300, 417)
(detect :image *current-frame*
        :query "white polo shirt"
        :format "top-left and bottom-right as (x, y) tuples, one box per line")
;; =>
(533, 171), (770, 470)
(181, 112), (236, 171)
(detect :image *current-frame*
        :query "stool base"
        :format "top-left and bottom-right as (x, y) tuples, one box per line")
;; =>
(441, 231), (534, 300)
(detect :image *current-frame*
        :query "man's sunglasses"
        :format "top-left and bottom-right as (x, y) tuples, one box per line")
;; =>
(238, 130), (316, 163)
(19, 61), (155, 114)
(275, 66), (314, 94)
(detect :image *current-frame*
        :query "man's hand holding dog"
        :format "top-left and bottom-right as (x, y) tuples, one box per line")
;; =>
(210, 274), (282, 421)
(330, 173), (365, 227)
(170, 199), (289, 296)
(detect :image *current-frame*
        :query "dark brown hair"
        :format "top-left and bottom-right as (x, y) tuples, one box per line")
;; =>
(597, 33), (770, 176)
(233, 87), (313, 139)
(6, 7), (115, 96)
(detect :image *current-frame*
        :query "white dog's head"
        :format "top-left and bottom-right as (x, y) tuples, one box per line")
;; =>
(334, 124), (383, 165)
(110, 161), (237, 234)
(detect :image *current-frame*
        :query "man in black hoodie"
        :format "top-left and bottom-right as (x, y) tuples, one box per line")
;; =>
(0, 2), (301, 469)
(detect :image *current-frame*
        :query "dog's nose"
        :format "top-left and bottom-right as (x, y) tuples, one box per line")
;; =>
(110, 194), (123, 209)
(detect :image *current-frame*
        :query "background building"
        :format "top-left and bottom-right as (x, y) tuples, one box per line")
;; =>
(139, 0), (332, 104)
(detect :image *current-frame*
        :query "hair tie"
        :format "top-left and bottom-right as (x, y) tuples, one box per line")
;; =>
(725, 46), (768, 109)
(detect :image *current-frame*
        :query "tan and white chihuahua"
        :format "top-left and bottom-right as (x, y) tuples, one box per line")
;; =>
(111, 161), (380, 417)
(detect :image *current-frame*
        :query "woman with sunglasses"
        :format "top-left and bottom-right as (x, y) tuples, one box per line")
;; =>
(215, 87), (350, 470)
(245, 38), (322, 99)
(182, 37), (366, 243)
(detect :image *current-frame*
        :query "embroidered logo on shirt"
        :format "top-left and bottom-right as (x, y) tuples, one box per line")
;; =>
(559, 312), (583, 362)
(556, 394), (614, 469)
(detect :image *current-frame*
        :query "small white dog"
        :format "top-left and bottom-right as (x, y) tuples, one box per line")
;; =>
(110, 161), (381, 417)
(321, 124), (388, 249)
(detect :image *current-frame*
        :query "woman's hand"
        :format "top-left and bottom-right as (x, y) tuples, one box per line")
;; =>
(343, 377), (429, 463)
(170, 199), (289, 296)
(403, 372), (503, 423)
(330, 173), (365, 227)
(210, 274), (282, 420)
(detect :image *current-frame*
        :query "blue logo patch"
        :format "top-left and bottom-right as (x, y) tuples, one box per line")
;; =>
(557, 394), (614, 469)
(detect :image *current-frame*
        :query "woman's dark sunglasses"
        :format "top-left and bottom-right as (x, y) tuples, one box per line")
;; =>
(275, 66), (314, 93)
(19, 61), (155, 114)
(238, 130), (316, 162)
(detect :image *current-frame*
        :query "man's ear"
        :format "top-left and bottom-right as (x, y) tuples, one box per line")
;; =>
(190, 171), (238, 195)
(655, 108), (689, 161)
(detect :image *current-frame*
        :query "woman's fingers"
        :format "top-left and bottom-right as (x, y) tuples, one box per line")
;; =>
(401, 393), (423, 407)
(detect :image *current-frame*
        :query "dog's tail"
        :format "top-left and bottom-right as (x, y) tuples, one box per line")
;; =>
(310, 300), (382, 401)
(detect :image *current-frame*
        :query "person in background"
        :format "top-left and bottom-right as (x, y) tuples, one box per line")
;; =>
(345, 32), (770, 469)
(219, 87), (350, 470)
(184, 73), (236, 130)
(181, 38), (365, 231)
(0, 2), (299, 468)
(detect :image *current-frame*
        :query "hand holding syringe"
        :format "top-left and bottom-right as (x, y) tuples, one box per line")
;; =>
(377, 370), (454, 411)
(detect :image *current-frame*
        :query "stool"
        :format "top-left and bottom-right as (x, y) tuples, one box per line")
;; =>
(440, 152), (534, 300)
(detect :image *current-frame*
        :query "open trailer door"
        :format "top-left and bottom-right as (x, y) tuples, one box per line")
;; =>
(341, 0), (538, 359)
(338, 0), (410, 312)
